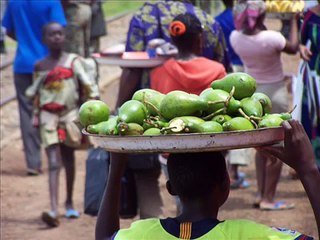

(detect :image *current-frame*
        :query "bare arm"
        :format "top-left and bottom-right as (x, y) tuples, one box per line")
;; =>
(95, 153), (128, 240)
(262, 120), (320, 238)
(299, 44), (312, 62)
(299, 161), (320, 239)
(282, 15), (299, 54)
(73, 58), (100, 100)
(115, 68), (142, 108)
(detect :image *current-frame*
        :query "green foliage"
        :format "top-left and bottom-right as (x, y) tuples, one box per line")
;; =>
(102, 1), (145, 17)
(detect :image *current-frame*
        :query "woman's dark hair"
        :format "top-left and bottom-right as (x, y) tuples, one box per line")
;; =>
(167, 151), (227, 200)
(169, 13), (203, 52)
(222, 0), (234, 8)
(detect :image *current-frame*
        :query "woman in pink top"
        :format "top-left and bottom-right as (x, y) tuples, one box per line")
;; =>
(230, 0), (299, 211)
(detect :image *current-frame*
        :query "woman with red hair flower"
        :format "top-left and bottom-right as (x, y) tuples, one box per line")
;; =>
(151, 13), (226, 95)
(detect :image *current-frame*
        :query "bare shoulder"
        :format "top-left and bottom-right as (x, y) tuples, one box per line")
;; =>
(229, 30), (240, 43)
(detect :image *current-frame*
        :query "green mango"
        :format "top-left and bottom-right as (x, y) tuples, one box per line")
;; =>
(167, 116), (205, 133)
(159, 91), (208, 120)
(212, 114), (232, 125)
(258, 114), (284, 128)
(264, 112), (292, 121)
(132, 89), (164, 116)
(228, 99), (241, 115)
(251, 92), (272, 114)
(79, 100), (110, 128)
(119, 100), (148, 125)
(200, 88), (240, 115)
(222, 117), (255, 131)
(86, 121), (107, 134)
(101, 116), (119, 135)
(86, 116), (118, 135)
(142, 121), (154, 130)
(158, 120), (169, 128)
(279, 112), (292, 120)
(211, 72), (256, 100)
(172, 116), (205, 125)
(143, 128), (162, 136)
(240, 98), (263, 117)
(200, 121), (223, 133)
(118, 122), (144, 136)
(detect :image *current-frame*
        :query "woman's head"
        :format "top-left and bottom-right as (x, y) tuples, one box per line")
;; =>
(169, 13), (203, 55)
(233, 0), (266, 33)
(42, 22), (65, 50)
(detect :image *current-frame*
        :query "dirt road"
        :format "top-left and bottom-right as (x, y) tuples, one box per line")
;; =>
(0, 16), (318, 240)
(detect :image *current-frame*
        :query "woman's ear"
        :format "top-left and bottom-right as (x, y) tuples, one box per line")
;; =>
(166, 180), (177, 196)
(218, 172), (230, 206)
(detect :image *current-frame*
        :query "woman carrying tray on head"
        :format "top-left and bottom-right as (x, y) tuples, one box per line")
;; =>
(230, 0), (299, 211)
(151, 13), (226, 95)
(150, 13), (227, 214)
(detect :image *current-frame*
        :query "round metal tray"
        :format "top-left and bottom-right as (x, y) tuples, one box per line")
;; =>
(83, 127), (284, 153)
(266, 12), (294, 20)
(92, 53), (167, 68)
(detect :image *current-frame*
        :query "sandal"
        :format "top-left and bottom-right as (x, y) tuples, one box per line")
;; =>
(65, 209), (80, 219)
(230, 176), (251, 189)
(238, 171), (246, 178)
(252, 195), (261, 208)
(260, 201), (295, 211)
(27, 168), (42, 176)
(41, 211), (59, 227)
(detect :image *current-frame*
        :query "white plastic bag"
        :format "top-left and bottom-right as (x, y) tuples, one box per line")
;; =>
(292, 59), (320, 125)
(291, 60), (305, 121)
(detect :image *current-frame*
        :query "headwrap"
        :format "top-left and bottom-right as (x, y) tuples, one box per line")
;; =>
(233, 0), (266, 31)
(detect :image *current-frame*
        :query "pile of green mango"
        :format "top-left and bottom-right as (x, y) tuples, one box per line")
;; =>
(81, 72), (293, 136)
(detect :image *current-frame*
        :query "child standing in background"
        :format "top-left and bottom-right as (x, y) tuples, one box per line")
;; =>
(26, 22), (99, 227)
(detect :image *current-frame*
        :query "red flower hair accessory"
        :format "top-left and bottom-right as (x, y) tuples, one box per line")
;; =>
(169, 21), (186, 37)
(58, 128), (66, 142)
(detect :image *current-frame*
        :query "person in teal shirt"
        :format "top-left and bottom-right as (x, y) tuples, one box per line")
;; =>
(95, 120), (320, 240)
(2, 0), (66, 175)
